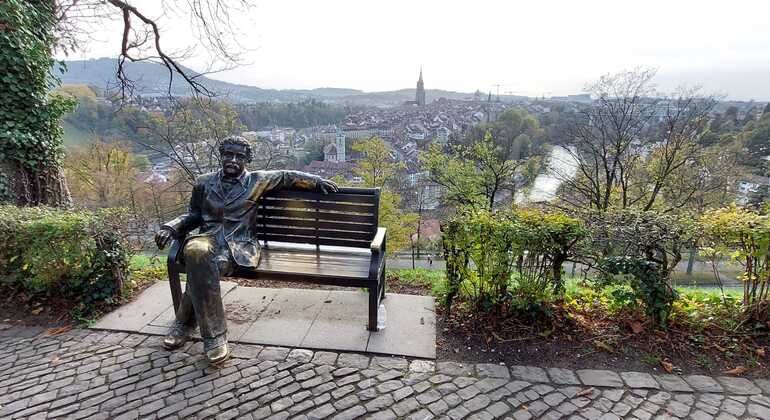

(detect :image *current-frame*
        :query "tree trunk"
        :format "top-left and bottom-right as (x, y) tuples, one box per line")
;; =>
(553, 255), (566, 294)
(0, 160), (72, 207)
(686, 247), (696, 275)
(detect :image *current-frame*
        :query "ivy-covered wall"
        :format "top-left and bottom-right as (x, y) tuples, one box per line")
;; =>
(0, 0), (74, 205)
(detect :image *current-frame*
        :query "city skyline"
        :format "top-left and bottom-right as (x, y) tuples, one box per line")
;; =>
(67, 0), (770, 101)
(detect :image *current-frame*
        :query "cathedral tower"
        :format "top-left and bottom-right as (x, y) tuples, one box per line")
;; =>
(416, 68), (426, 106)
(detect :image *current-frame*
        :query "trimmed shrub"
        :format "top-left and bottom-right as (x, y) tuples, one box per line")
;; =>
(580, 209), (695, 328)
(700, 205), (770, 322)
(441, 207), (585, 315)
(0, 206), (130, 315)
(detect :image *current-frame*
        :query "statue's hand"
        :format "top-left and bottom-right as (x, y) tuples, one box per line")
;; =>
(155, 229), (173, 250)
(319, 179), (339, 195)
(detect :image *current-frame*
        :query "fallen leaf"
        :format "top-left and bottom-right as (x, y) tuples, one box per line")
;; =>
(30, 308), (43, 315)
(756, 348), (766, 357)
(723, 366), (748, 375)
(628, 321), (644, 334)
(50, 354), (60, 365)
(661, 361), (674, 373)
(576, 387), (594, 397)
(44, 325), (72, 336)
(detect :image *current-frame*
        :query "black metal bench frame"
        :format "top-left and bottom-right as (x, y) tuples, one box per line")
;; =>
(166, 187), (387, 331)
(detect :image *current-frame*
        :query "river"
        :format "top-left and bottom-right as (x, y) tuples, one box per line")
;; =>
(517, 145), (579, 204)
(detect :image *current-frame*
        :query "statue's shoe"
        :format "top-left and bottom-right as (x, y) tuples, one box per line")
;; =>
(162, 321), (191, 350)
(206, 342), (230, 364)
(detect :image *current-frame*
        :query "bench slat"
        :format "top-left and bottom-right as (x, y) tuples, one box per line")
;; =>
(260, 226), (374, 241)
(260, 208), (376, 224)
(261, 199), (375, 214)
(256, 234), (371, 248)
(255, 216), (375, 233)
(265, 189), (377, 204)
(254, 247), (371, 279)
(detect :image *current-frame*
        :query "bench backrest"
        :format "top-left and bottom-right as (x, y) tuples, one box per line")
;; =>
(255, 187), (380, 249)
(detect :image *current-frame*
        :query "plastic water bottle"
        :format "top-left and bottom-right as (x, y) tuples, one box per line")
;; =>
(377, 303), (387, 331)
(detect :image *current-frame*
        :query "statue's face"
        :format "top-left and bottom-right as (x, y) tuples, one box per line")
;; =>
(221, 143), (248, 177)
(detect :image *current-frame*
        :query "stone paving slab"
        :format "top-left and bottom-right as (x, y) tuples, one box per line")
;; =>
(223, 287), (280, 341)
(241, 288), (330, 347)
(0, 326), (768, 420)
(300, 290), (370, 352)
(94, 282), (437, 359)
(146, 281), (240, 328)
(367, 293), (436, 358)
(93, 281), (227, 331)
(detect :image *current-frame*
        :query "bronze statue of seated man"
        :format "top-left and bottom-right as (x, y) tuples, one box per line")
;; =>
(155, 135), (338, 363)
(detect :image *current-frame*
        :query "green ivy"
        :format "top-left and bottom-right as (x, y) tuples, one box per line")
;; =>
(598, 256), (678, 328)
(0, 1), (74, 176)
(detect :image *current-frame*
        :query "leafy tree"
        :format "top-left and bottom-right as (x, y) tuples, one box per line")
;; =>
(351, 138), (416, 252)
(423, 131), (523, 210)
(56, 84), (99, 130)
(352, 137), (404, 188)
(137, 99), (246, 184)
(560, 70), (719, 212)
(64, 138), (174, 242)
(65, 139), (140, 208)
(744, 116), (770, 161)
(490, 108), (542, 160)
(464, 107), (544, 161)
(700, 206), (770, 321)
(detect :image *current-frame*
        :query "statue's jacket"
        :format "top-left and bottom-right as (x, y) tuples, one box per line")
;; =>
(163, 170), (320, 268)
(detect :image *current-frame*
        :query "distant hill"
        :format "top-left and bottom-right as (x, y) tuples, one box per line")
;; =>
(62, 58), (523, 105)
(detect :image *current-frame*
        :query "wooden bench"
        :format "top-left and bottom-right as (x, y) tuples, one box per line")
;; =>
(166, 187), (387, 331)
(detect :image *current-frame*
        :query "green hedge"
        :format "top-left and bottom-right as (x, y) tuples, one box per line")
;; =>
(442, 207), (585, 314)
(0, 206), (130, 314)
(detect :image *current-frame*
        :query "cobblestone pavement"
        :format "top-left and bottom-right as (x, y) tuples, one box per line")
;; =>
(1, 327), (769, 420)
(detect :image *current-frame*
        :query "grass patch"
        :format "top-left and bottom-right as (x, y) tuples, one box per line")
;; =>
(387, 268), (444, 286)
(125, 253), (166, 298)
(129, 253), (165, 271)
(386, 268), (445, 296)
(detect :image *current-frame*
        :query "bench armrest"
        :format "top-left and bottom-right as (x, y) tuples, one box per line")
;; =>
(167, 239), (182, 266)
(166, 238), (184, 312)
(369, 227), (387, 284)
(371, 227), (387, 253)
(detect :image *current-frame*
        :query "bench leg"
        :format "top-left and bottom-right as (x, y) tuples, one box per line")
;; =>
(368, 286), (378, 332)
(380, 268), (386, 300)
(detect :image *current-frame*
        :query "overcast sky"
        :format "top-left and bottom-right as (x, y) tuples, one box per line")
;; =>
(73, 0), (770, 100)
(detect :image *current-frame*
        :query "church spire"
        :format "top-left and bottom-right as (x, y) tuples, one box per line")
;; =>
(416, 67), (425, 106)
